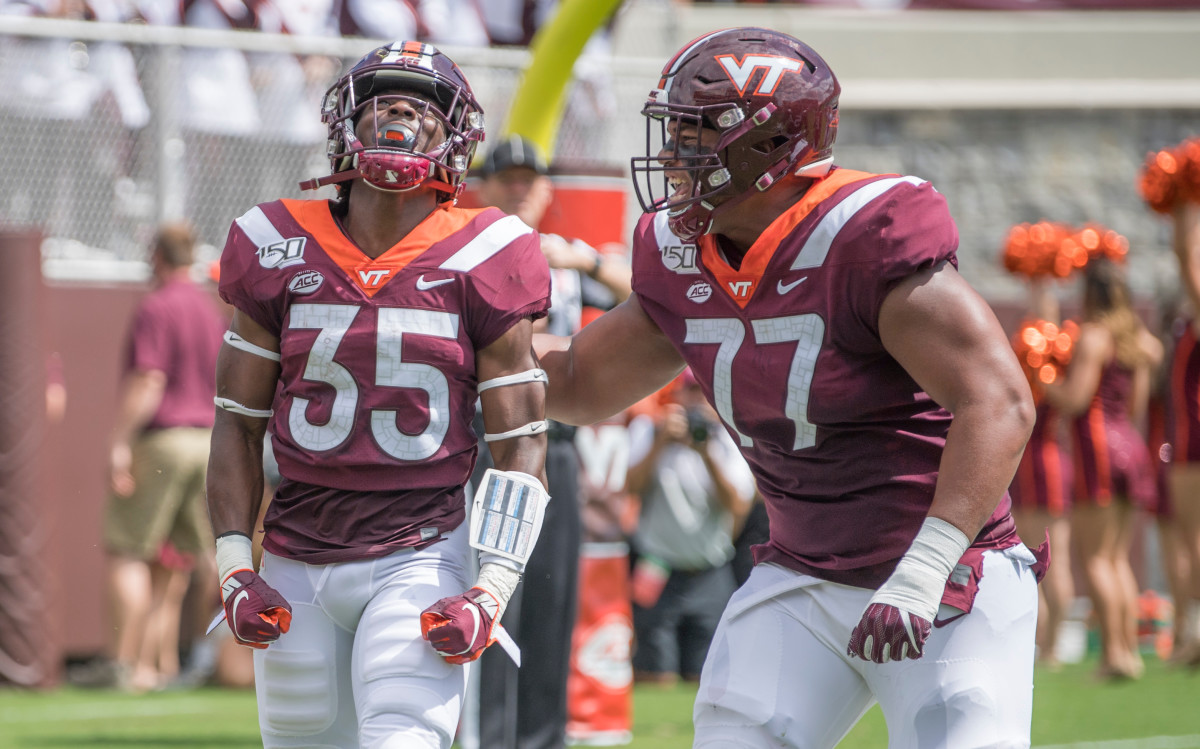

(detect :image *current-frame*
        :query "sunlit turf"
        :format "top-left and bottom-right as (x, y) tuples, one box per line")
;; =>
(0, 656), (1197, 748)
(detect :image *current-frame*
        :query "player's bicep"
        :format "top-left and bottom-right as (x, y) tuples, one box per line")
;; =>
(215, 310), (282, 418)
(476, 318), (547, 477)
(879, 262), (1027, 415)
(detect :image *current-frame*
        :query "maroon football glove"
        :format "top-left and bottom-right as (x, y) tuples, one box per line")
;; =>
(847, 602), (931, 664)
(221, 570), (292, 650)
(420, 587), (500, 664)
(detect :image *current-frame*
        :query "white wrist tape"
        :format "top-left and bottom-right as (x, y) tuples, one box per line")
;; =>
(477, 368), (548, 393)
(868, 517), (971, 623)
(216, 533), (254, 586)
(475, 562), (521, 620)
(483, 420), (548, 443)
(223, 330), (281, 362)
(215, 396), (273, 418)
(469, 469), (550, 570)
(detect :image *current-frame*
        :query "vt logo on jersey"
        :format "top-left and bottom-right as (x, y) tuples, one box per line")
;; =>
(358, 268), (392, 287)
(715, 54), (805, 96)
(258, 237), (307, 269)
(728, 280), (756, 298)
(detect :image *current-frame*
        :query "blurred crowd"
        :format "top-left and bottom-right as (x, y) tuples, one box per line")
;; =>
(0, 0), (555, 47)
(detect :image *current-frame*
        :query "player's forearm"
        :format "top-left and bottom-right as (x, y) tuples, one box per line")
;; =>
(110, 369), (166, 446)
(487, 436), (548, 489)
(928, 396), (1033, 540)
(206, 412), (268, 537)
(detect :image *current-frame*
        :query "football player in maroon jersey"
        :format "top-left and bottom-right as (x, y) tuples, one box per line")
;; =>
(537, 28), (1047, 747)
(206, 42), (552, 748)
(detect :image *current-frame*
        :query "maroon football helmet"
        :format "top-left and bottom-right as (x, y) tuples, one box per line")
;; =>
(301, 41), (484, 200)
(631, 28), (840, 241)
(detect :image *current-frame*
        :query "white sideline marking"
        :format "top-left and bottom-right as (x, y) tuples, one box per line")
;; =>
(1037, 736), (1200, 749)
(0, 700), (221, 723)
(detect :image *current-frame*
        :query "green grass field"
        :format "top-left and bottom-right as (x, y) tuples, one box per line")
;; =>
(1, 657), (1197, 748)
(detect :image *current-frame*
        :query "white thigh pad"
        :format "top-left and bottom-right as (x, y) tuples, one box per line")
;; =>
(468, 469), (550, 567)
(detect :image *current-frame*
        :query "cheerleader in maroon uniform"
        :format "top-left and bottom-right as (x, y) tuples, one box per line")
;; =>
(1167, 203), (1200, 663)
(1009, 280), (1076, 668)
(1043, 258), (1163, 679)
(1011, 399), (1073, 667)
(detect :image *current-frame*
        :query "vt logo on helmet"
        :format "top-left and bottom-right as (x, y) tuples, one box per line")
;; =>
(301, 41), (485, 201)
(631, 28), (840, 242)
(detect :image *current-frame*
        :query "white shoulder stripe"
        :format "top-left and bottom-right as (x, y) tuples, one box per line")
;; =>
(790, 176), (927, 271)
(234, 206), (285, 250)
(652, 211), (679, 247)
(439, 215), (535, 272)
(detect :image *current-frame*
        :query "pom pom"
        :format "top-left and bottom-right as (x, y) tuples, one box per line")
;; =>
(1075, 224), (1128, 265)
(1138, 137), (1200, 213)
(1001, 221), (1075, 279)
(1012, 319), (1078, 396)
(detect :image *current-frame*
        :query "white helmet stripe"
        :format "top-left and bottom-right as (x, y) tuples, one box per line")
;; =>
(661, 30), (725, 97)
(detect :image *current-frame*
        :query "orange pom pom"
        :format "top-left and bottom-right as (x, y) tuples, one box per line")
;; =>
(1012, 319), (1077, 393)
(1076, 224), (1128, 265)
(1138, 137), (1200, 213)
(1002, 221), (1074, 279)
(1179, 138), (1200, 204)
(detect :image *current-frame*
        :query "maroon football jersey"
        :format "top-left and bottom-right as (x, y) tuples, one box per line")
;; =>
(631, 168), (1017, 589)
(219, 199), (550, 562)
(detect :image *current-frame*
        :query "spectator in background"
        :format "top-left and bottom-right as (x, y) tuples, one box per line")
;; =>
(625, 368), (754, 685)
(0, 0), (149, 244)
(333, 0), (426, 40)
(469, 134), (630, 749)
(1009, 277), (1075, 669)
(178, 0), (261, 244)
(1166, 200), (1200, 665)
(251, 0), (338, 200)
(1041, 257), (1163, 680)
(103, 222), (226, 692)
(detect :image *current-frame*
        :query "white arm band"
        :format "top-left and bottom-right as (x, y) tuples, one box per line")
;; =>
(469, 468), (551, 570)
(215, 396), (274, 419)
(483, 420), (548, 443)
(477, 368), (548, 393)
(867, 517), (971, 622)
(215, 533), (254, 586)
(224, 330), (281, 362)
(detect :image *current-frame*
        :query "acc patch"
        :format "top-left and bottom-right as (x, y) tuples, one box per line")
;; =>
(258, 237), (307, 269)
(687, 281), (712, 304)
(288, 270), (324, 295)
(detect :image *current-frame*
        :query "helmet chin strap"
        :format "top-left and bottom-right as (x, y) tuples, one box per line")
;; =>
(669, 153), (833, 242)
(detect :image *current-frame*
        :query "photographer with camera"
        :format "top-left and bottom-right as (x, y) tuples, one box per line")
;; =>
(625, 369), (755, 685)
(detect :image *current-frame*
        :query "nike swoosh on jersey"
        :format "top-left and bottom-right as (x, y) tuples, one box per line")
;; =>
(416, 275), (454, 290)
(777, 276), (808, 294)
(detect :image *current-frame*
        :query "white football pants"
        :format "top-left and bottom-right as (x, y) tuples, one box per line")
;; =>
(253, 526), (473, 749)
(694, 545), (1039, 749)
